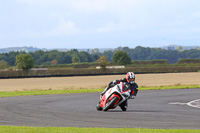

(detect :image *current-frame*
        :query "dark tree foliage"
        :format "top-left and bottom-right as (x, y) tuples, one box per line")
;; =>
(15, 54), (34, 70)
(120, 46), (200, 64)
(112, 51), (131, 65)
(0, 46), (200, 66)
(0, 49), (98, 66)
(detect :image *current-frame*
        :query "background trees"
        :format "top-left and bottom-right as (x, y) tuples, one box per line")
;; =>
(15, 54), (34, 70)
(0, 60), (9, 69)
(112, 51), (131, 65)
(97, 55), (109, 71)
(0, 47), (200, 67)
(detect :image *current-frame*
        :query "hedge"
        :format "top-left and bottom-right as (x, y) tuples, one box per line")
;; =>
(0, 66), (199, 79)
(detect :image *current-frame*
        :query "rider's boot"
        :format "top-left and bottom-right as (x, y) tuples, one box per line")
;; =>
(132, 88), (138, 98)
(120, 100), (128, 111)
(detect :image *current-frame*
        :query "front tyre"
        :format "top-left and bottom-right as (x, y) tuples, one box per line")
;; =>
(96, 102), (103, 111)
(103, 96), (119, 111)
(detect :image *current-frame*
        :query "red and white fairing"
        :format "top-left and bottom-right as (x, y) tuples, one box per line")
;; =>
(100, 82), (131, 109)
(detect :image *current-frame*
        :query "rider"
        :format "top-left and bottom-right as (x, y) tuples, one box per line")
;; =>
(101, 72), (138, 98)
(100, 72), (139, 110)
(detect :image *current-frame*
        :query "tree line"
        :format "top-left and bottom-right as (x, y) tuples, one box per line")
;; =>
(0, 46), (200, 68)
(0, 49), (99, 67)
(117, 46), (200, 63)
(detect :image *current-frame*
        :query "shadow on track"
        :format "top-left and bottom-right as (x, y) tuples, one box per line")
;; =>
(104, 109), (165, 113)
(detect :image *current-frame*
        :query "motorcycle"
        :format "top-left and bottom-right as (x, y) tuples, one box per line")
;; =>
(96, 82), (132, 111)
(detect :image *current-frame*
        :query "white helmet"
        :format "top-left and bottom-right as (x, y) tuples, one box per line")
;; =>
(126, 72), (135, 84)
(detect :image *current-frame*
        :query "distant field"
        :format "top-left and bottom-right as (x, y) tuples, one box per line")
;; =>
(0, 72), (200, 92)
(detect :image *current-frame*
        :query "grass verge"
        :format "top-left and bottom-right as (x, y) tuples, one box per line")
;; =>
(139, 85), (200, 90)
(0, 126), (200, 133)
(0, 85), (200, 98)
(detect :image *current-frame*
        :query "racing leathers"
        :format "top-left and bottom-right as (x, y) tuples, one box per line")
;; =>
(101, 78), (138, 98)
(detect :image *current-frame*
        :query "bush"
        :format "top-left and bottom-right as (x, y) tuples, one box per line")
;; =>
(131, 60), (169, 66)
(178, 59), (200, 64)
(0, 66), (199, 78)
(0, 60), (9, 69)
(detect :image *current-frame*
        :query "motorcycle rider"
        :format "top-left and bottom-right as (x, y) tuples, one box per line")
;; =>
(100, 72), (138, 110)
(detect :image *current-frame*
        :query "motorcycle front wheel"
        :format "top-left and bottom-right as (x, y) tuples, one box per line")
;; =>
(103, 96), (119, 111)
(96, 102), (103, 111)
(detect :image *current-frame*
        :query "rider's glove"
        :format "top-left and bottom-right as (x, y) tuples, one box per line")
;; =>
(113, 80), (118, 84)
(113, 80), (120, 85)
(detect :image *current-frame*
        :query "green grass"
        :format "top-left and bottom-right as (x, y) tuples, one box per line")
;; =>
(0, 88), (103, 97)
(0, 126), (200, 133)
(0, 85), (200, 98)
(139, 85), (200, 90)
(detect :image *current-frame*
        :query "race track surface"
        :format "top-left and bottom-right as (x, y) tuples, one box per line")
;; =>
(0, 89), (199, 129)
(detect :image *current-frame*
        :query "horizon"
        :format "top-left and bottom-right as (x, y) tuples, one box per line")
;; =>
(0, 44), (199, 51)
(0, 0), (200, 49)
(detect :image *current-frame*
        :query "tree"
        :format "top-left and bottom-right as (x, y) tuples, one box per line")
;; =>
(176, 46), (183, 51)
(51, 59), (58, 65)
(97, 56), (109, 71)
(112, 51), (131, 65)
(103, 50), (113, 62)
(72, 57), (80, 64)
(15, 54), (34, 70)
(0, 60), (9, 69)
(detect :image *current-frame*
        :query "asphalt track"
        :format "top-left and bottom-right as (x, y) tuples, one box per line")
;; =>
(0, 89), (199, 129)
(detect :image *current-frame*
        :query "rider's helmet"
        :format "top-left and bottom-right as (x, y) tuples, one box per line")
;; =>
(126, 72), (135, 84)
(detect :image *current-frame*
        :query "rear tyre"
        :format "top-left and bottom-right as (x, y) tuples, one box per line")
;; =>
(96, 102), (103, 111)
(103, 96), (119, 111)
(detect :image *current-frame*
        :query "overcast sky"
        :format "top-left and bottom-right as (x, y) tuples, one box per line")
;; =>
(0, 0), (200, 49)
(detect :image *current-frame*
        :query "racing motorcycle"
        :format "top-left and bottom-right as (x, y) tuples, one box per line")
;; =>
(96, 82), (132, 111)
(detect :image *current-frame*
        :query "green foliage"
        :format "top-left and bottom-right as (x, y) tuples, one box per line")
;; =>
(1, 46), (200, 66)
(0, 60), (9, 69)
(72, 56), (80, 64)
(97, 55), (109, 71)
(0, 51), (26, 66)
(102, 50), (114, 62)
(0, 65), (199, 78)
(178, 58), (200, 64)
(15, 54), (34, 70)
(112, 51), (131, 65)
(131, 60), (169, 66)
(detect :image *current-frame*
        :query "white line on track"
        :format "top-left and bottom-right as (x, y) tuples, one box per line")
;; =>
(168, 102), (187, 105)
(169, 99), (200, 109)
(187, 99), (200, 109)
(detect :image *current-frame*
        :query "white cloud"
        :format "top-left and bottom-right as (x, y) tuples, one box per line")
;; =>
(48, 19), (80, 36)
(97, 22), (118, 32)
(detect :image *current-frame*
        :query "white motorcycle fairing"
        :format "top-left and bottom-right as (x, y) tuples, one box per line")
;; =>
(98, 82), (131, 111)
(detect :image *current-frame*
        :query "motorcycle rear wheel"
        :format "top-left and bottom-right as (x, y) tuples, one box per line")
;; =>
(103, 96), (119, 111)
